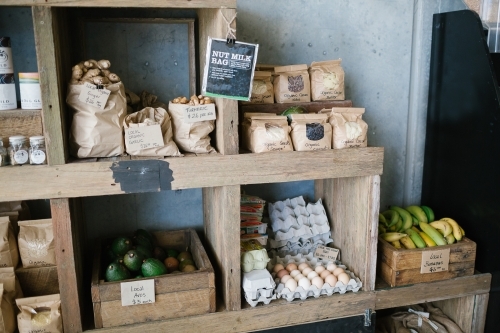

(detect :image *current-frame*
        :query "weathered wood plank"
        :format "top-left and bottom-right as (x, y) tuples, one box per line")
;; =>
(15, 266), (59, 297)
(434, 295), (475, 333)
(375, 273), (491, 310)
(2, 0), (237, 7)
(0, 147), (384, 201)
(471, 293), (489, 333)
(0, 110), (43, 148)
(240, 100), (353, 115)
(32, 7), (67, 165)
(203, 185), (240, 311)
(89, 291), (375, 333)
(50, 198), (84, 332)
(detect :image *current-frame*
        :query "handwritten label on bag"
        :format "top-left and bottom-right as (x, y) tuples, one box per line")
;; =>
(314, 245), (339, 261)
(121, 279), (155, 306)
(183, 103), (216, 123)
(78, 82), (110, 109)
(125, 124), (164, 151)
(420, 248), (450, 273)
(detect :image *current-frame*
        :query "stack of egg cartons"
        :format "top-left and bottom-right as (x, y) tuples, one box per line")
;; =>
(240, 194), (268, 246)
(268, 196), (333, 257)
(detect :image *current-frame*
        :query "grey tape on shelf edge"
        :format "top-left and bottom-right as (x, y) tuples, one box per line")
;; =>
(110, 159), (173, 193)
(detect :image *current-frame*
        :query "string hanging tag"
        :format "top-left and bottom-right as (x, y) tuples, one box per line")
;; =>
(220, 10), (237, 44)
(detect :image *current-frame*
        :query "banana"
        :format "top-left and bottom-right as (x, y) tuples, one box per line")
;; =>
(400, 235), (416, 249)
(445, 233), (456, 245)
(382, 210), (399, 228)
(459, 226), (465, 237)
(420, 205), (435, 222)
(411, 215), (419, 226)
(381, 232), (407, 242)
(419, 231), (437, 247)
(390, 206), (413, 231)
(429, 220), (452, 237)
(405, 228), (426, 248)
(391, 240), (402, 249)
(439, 217), (463, 241)
(419, 222), (447, 246)
(379, 214), (388, 227)
(378, 224), (387, 235)
(389, 217), (403, 232)
(411, 226), (420, 233)
(405, 205), (428, 223)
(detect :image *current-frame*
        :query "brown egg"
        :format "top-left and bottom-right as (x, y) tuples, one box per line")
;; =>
(337, 272), (350, 285)
(314, 265), (326, 274)
(302, 267), (313, 276)
(276, 269), (289, 279)
(333, 267), (345, 276)
(298, 263), (310, 272)
(320, 270), (332, 279)
(281, 275), (292, 284)
(324, 274), (338, 287)
(286, 263), (298, 272)
(273, 264), (285, 273)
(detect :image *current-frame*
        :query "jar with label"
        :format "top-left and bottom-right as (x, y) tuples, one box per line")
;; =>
(0, 139), (8, 166)
(29, 135), (47, 165)
(8, 135), (29, 166)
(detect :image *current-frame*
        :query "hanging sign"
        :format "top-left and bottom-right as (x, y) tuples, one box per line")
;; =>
(202, 37), (259, 101)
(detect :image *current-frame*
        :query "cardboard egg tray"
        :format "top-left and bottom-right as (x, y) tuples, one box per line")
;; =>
(242, 269), (277, 307)
(244, 288), (277, 307)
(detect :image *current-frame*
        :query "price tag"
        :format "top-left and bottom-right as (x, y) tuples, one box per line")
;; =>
(183, 103), (216, 123)
(420, 248), (450, 273)
(125, 124), (164, 151)
(314, 245), (339, 261)
(78, 82), (110, 109)
(121, 279), (155, 306)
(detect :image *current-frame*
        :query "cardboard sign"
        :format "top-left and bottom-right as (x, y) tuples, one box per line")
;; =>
(78, 82), (110, 109)
(202, 37), (259, 101)
(314, 245), (339, 261)
(184, 103), (216, 123)
(420, 248), (450, 273)
(125, 124), (164, 151)
(121, 279), (155, 306)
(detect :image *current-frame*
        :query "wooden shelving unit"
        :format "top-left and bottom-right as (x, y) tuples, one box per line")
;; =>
(0, 1), (491, 333)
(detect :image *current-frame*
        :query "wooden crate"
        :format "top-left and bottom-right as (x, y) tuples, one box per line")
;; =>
(91, 228), (216, 328)
(378, 237), (476, 287)
(16, 266), (59, 297)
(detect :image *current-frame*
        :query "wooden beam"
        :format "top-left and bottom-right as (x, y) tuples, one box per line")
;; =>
(2, 0), (237, 7)
(0, 147), (384, 201)
(471, 293), (489, 333)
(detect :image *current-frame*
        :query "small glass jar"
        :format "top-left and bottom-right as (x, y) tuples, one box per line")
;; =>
(0, 139), (8, 166)
(29, 135), (47, 165)
(8, 135), (29, 166)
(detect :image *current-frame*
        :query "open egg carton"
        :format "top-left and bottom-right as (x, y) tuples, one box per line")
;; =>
(242, 269), (277, 307)
(267, 253), (362, 302)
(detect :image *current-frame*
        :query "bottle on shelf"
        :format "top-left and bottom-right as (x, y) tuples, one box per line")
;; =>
(8, 135), (29, 165)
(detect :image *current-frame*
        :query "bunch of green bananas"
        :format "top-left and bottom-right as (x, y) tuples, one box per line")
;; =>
(378, 205), (466, 249)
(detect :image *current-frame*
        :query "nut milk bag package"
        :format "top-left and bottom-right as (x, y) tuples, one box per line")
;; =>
(18, 219), (56, 268)
(242, 114), (293, 153)
(274, 64), (311, 103)
(290, 114), (332, 151)
(309, 59), (345, 101)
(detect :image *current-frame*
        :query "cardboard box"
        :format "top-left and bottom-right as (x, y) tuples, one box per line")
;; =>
(91, 229), (215, 328)
(378, 237), (476, 287)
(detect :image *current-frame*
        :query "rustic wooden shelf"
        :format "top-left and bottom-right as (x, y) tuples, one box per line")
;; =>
(0, 0), (236, 8)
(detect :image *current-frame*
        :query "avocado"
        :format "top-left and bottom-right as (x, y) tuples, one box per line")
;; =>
(134, 228), (155, 244)
(166, 248), (179, 258)
(179, 258), (195, 271)
(153, 246), (167, 262)
(111, 237), (133, 257)
(133, 234), (153, 251)
(104, 246), (121, 263)
(141, 258), (168, 277)
(134, 245), (153, 259)
(123, 249), (145, 272)
(105, 263), (131, 282)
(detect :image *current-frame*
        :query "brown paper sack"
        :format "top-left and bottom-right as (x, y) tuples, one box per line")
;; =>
(246, 71), (274, 104)
(0, 284), (16, 333)
(242, 114), (293, 153)
(309, 59), (345, 101)
(0, 217), (19, 268)
(274, 64), (311, 103)
(67, 82), (127, 158)
(290, 113), (332, 151)
(321, 107), (368, 149)
(16, 294), (62, 333)
(18, 219), (56, 269)
(0, 267), (24, 301)
(0, 202), (21, 214)
(124, 107), (182, 157)
(168, 102), (216, 154)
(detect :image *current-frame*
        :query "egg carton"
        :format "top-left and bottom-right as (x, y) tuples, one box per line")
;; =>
(306, 198), (327, 216)
(274, 270), (362, 302)
(273, 224), (313, 241)
(244, 289), (277, 307)
(267, 252), (333, 269)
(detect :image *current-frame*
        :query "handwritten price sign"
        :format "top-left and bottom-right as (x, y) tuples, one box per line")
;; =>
(183, 103), (216, 123)
(125, 124), (164, 151)
(314, 245), (339, 261)
(78, 82), (110, 109)
(121, 279), (155, 306)
(420, 248), (450, 274)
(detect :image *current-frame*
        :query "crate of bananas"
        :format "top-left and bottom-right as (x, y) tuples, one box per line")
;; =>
(377, 205), (476, 287)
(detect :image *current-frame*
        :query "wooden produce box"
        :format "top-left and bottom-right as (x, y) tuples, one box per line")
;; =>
(91, 229), (216, 328)
(378, 237), (476, 287)
(16, 266), (59, 297)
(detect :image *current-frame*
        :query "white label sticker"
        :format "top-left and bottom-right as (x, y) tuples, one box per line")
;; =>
(125, 124), (164, 151)
(121, 279), (155, 306)
(314, 245), (339, 261)
(78, 82), (110, 109)
(420, 248), (450, 273)
(14, 150), (29, 164)
(183, 103), (216, 123)
(30, 150), (46, 164)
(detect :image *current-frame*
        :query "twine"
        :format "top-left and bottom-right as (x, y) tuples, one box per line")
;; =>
(220, 10), (237, 42)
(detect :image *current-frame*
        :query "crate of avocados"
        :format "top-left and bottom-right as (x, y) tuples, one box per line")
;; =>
(91, 228), (215, 328)
(378, 237), (476, 287)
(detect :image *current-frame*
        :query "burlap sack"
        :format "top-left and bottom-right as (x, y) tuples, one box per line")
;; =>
(0, 217), (19, 268)
(242, 114), (293, 153)
(16, 294), (62, 333)
(390, 304), (463, 333)
(0, 284), (16, 333)
(18, 219), (56, 268)
(168, 102), (216, 154)
(274, 64), (311, 103)
(246, 71), (274, 104)
(309, 59), (345, 101)
(124, 107), (182, 157)
(290, 113), (332, 151)
(67, 82), (127, 158)
(320, 107), (368, 149)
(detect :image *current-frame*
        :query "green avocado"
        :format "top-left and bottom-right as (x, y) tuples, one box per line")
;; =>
(111, 237), (133, 257)
(123, 249), (145, 272)
(134, 245), (153, 259)
(105, 263), (131, 282)
(141, 258), (168, 277)
(133, 234), (153, 251)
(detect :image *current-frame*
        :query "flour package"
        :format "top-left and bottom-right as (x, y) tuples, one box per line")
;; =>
(0, 284), (16, 333)
(242, 114), (293, 153)
(16, 294), (62, 333)
(0, 217), (19, 268)
(273, 64), (311, 103)
(309, 59), (345, 101)
(247, 71), (274, 104)
(289, 114), (332, 151)
(321, 107), (368, 149)
(18, 219), (56, 268)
